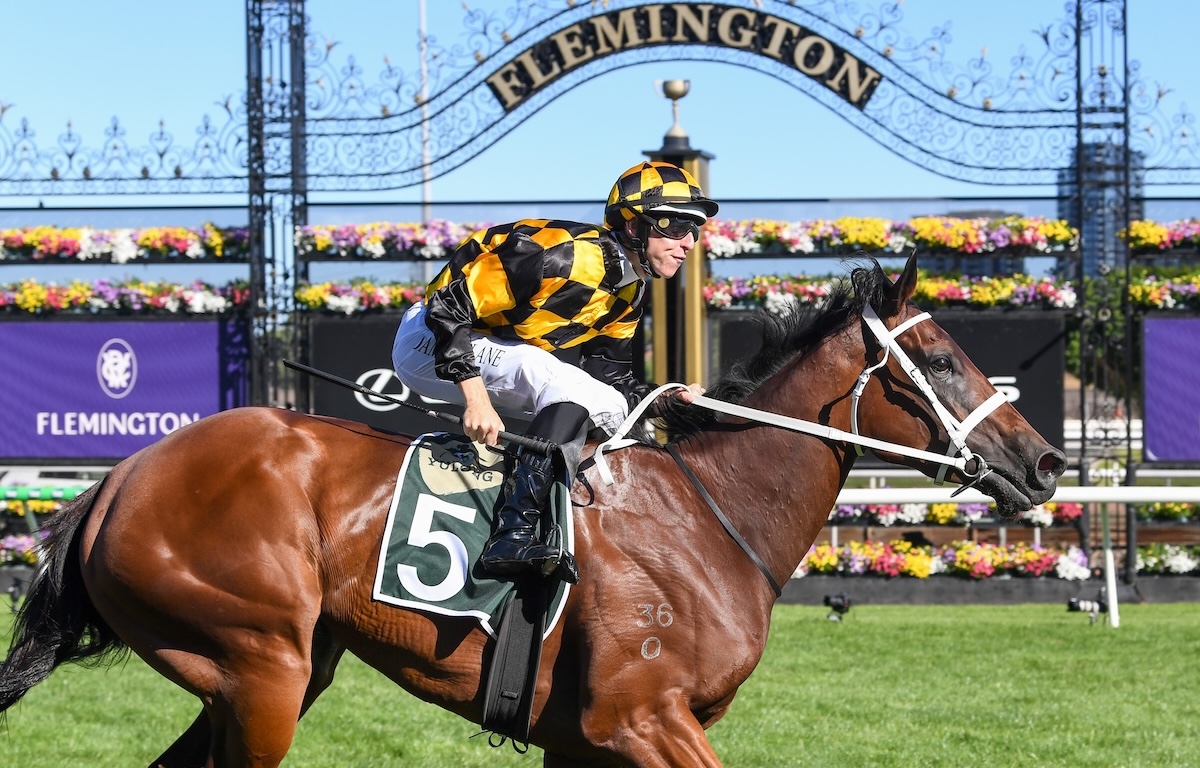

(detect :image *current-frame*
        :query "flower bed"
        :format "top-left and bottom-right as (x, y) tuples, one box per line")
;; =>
(295, 220), (479, 261)
(0, 533), (39, 568)
(829, 501), (1083, 528)
(0, 224), (250, 263)
(288, 271), (1200, 316)
(1122, 218), (1200, 253)
(702, 215), (1078, 258)
(295, 279), (426, 315)
(292, 216), (1081, 261)
(0, 278), (250, 315)
(797, 538), (1200, 581)
(7, 217), (1198, 264)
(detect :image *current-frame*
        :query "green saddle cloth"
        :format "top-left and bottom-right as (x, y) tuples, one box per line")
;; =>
(371, 432), (573, 638)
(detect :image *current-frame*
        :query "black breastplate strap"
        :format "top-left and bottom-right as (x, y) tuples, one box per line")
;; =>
(665, 443), (783, 597)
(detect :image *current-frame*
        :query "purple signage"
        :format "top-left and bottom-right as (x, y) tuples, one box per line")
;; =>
(0, 320), (249, 460)
(1143, 316), (1200, 463)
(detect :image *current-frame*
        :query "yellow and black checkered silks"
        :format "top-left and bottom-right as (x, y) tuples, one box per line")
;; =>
(604, 161), (718, 225)
(423, 219), (648, 396)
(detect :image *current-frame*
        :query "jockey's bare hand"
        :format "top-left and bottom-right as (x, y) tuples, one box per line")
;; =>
(674, 383), (706, 404)
(458, 376), (505, 446)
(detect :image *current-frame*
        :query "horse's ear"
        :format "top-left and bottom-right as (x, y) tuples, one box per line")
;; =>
(881, 253), (919, 318)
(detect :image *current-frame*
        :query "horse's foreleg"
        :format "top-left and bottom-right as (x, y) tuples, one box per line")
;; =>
(147, 711), (210, 768)
(589, 697), (725, 768)
(299, 621), (345, 718)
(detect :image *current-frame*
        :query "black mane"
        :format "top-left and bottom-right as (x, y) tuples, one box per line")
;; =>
(653, 259), (891, 442)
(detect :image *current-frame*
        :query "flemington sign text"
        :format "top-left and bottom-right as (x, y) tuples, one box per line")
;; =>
(486, 3), (884, 112)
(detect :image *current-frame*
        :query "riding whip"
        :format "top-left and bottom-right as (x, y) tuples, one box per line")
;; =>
(282, 359), (557, 455)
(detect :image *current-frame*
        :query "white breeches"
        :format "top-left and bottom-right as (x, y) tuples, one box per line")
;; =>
(391, 303), (631, 436)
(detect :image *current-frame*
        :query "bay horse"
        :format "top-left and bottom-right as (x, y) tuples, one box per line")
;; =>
(0, 257), (1065, 767)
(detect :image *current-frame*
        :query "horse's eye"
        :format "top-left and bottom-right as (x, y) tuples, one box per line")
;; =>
(929, 355), (952, 374)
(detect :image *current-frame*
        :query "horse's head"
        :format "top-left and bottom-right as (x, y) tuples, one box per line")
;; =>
(852, 255), (1066, 516)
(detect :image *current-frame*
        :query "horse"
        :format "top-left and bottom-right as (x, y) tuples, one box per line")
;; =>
(0, 256), (1065, 767)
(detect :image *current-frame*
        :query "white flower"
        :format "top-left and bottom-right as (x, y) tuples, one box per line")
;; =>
(110, 230), (139, 264)
(1053, 286), (1077, 309)
(162, 296), (181, 314)
(1055, 548), (1091, 581)
(1021, 505), (1054, 527)
(708, 288), (732, 309)
(415, 243), (445, 260)
(78, 228), (106, 261)
(778, 225), (815, 254)
(705, 234), (755, 258)
(361, 239), (386, 258)
(898, 503), (927, 525)
(886, 233), (912, 253)
(1163, 546), (1199, 574)
(185, 291), (229, 314)
(325, 294), (360, 315)
(185, 240), (206, 259)
(874, 508), (899, 526)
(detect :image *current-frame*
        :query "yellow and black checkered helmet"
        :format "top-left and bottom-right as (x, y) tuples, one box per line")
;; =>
(604, 161), (718, 228)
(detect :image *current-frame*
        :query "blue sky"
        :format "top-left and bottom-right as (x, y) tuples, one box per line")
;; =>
(0, 0), (1196, 283)
(1, 1), (1196, 205)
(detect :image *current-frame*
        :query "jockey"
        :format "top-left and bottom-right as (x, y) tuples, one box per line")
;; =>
(392, 160), (716, 582)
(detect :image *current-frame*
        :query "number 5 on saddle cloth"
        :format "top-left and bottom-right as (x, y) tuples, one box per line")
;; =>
(371, 432), (574, 742)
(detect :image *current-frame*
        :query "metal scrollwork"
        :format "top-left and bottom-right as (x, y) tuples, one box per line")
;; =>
(2, 0), (1198, 195)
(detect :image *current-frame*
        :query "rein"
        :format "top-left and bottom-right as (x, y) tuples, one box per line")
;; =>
(665, 443), (783, 597)
(595, 308), (1007, 487)
(590, 304), (1010, 597)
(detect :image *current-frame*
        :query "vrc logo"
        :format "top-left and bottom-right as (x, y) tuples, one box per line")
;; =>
(354, 368), (448, 412)
(97, 338), (137, 399)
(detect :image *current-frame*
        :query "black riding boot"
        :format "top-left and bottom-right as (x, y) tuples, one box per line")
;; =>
(479, 448), (560, 574)
(479, 402), (589, 583)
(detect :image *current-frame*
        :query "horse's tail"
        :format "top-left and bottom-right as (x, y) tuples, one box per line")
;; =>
(0, 478), (125, 713)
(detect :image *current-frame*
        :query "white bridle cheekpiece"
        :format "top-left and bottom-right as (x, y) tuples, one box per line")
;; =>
(596, 304), (1008, 492)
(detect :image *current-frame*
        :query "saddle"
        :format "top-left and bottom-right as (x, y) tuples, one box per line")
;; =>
(371, 432), (574, 742)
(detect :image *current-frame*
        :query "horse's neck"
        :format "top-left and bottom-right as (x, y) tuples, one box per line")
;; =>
(682, 337), (860, 586)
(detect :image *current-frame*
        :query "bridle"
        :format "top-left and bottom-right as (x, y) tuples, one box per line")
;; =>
(595, 303), (1008, 494)
(853, 303), (1007, 492)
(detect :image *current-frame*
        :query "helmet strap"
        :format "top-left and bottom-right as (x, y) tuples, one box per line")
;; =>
(617, 215), (659, 280)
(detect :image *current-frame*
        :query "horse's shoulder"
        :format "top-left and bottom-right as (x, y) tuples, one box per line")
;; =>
(573, 440), (687, 509)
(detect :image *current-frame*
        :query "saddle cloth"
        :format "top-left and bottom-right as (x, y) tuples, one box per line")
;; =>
(371, 432), (573, 638)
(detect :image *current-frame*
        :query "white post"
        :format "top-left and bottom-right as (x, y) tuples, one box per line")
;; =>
(1102, 502), (1121, 628)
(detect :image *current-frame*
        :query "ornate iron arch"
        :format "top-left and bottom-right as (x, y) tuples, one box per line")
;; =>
(294, 0), (1198, 190)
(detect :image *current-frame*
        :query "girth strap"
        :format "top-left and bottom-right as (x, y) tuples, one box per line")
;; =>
(665, 443), (783, 598)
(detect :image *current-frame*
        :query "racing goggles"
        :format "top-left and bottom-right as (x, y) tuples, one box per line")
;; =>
(641, 212), (702, 240)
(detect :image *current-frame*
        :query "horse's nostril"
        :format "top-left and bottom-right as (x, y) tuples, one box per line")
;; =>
(1038, 450), (1067, 479)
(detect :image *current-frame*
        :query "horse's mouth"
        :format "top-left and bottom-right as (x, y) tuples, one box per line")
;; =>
(976, 469), (1034, 518)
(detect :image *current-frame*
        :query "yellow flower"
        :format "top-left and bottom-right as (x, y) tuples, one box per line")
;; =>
(1122, 220), (1170, 250)
(15, 279), (49, 311)
(901, 550), (934, 578)
(928, 502), (959, 525)
(295, 283), (334, 308)
(202, 223), (226, 258)
(833, 217), (890, 250)
(806, 544), (840, 572)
